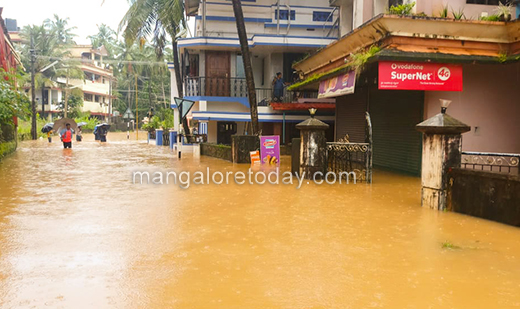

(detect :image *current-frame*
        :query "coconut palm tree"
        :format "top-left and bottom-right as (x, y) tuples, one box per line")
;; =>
(44, 15), (77, 45)
(231, 0), (259, 135)
(88, 24), (118, 56)
(19, 24), (83, 119)
(119, 0), (190, 135)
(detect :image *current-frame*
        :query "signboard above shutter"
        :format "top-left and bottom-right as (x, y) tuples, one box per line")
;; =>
(378, 61), (463, 91)
(318, 70), (356, 98)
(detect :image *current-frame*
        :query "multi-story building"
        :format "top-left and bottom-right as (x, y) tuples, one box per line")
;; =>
(292, 0), (520, 175)
(170, 0), (339, 144)
(67, 45), (113, 120)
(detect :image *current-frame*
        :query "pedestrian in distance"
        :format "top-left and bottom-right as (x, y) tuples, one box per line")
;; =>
(60, 123), (74, 149)
(47, 130), (52, 143)
(76, 126), (82, 142)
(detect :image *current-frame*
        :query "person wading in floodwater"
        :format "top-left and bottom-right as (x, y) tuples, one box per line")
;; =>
(272, 72), (289, 102)
(60, 123), (74, 149)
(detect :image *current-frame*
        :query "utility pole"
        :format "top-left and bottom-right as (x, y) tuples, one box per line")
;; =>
(135, 74), (138, 140)
(30, 34), (37, 140)
(64, 67), (69, 118)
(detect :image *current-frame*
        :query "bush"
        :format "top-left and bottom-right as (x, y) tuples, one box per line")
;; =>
(74, 115), (99, 132)
(389, 1), (415, 15)
(142, 115), (161, 132)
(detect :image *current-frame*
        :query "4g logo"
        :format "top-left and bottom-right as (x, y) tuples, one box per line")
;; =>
(437, 67), (451, 81)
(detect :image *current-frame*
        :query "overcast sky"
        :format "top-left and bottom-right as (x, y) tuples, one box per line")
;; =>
(2, 0), (131, 44)
(3, 0), (195, 45)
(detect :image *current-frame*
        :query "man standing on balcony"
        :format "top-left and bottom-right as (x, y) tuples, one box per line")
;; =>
(272, 72), (286, 102)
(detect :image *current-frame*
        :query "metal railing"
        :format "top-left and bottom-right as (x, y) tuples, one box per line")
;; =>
(461, 151), (519, 176)
(184, 77), (317, 103)
(326, 112), (373, 183)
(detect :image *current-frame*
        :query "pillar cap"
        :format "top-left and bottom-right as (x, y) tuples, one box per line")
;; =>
(296, 117), (329, 130)
(416, 113), (471, 134)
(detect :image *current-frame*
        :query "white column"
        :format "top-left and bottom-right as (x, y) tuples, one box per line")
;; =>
(170, 64), (180, 132)
(353, 0), (364, 29)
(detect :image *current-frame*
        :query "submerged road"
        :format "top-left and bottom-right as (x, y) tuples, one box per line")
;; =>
(0, 133), (520, 308)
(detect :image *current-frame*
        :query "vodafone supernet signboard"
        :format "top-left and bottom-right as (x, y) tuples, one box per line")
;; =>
(378, 61), (463, 91)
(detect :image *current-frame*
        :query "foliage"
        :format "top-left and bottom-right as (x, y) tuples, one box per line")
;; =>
(441, 241), (461, 249)
(288, 46), (381, 91)
(388, 1), (415, 15)
(439, 4), (449, 18)
(43, 15), (77, 45)
(495, 2), (513, 18)
(451, 7), (465, 20)
(142, 115), (161, 132)
(56, 88), (83, 118)
(0, 70), (30, 125)
(497, 52), (509, 63)
(74, 114), (99, 131)
(17, 116), (47, 139)
(0, 141), (17, 161)
(480, 14), (501, 21)
(156, 108), (175, 130)
(119, 0), (186, 60)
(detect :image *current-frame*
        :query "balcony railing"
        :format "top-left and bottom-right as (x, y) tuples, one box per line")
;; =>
(184, 76), (317, 103)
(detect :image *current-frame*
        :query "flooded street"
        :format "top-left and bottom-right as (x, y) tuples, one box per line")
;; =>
(1, 132), (520, 308)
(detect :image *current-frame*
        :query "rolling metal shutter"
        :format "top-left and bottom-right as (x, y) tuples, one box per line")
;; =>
(335, 88), (368, 143)
(369, 89), (424, 175)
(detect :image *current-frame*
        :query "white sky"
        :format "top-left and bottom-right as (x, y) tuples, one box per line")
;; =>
(1, 0), (130, 44)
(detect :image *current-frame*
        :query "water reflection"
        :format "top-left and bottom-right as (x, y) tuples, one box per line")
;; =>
(0, 133), (519, 308)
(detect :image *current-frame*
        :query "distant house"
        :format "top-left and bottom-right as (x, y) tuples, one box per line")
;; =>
(170, 0), (339, 145)
(29, 44), (114, 121)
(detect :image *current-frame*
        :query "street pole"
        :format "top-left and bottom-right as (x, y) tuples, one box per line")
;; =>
(135, 74), (138, 140)
(63, 68), (69, 119)
(30, 35), (37, 140)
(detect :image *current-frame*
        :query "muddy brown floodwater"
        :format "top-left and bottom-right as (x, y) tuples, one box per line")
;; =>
(0, 132), (520, 308)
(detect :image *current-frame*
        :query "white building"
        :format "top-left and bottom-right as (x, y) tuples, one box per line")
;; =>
(34, 45), (114, 121)
(170, 0), (338, 144)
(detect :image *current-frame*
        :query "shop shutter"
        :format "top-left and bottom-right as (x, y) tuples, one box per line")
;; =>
(369, 89), (423, 175)
(335, 89), (367, 143)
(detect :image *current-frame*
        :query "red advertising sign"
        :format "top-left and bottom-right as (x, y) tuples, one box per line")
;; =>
(378, 61), (462, 91)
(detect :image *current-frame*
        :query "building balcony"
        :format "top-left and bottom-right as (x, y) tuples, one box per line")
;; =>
(184, 76), (317, 105)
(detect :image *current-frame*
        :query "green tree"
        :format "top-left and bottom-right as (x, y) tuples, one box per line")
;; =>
(44, 15), (77, 44)
(19, 21), (82, 120)
(88, 24), (118, 56)
(119, 0), (189, 134)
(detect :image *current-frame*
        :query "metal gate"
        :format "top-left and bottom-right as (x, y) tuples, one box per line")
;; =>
(326, 112), (373, 183)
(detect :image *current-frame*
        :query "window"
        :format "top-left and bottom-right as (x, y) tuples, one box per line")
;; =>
(466, 0), (506, 4)
(313, 11), (333, 22)
(236, 54), (245, 78)
(84, 94), (93, 102)
(275, 9), (295, 21)
(94, 95), (100, 103)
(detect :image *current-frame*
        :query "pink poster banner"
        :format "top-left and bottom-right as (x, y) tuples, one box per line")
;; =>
(260, 136), (280, 166)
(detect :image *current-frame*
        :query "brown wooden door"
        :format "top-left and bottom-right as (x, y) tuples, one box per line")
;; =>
(205, 51), (230, 96)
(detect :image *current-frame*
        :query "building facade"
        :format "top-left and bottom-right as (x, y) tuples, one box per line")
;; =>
(292, 0), (520, 175)
(170, 0), (339, 144)
(27, 45), (113, 121)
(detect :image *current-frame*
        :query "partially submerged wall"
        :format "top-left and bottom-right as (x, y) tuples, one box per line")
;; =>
(447, 168), (520, 227)
(200, 143), (232, 162)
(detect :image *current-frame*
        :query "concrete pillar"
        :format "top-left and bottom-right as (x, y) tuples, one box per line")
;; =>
(170, 130), (177, 150)
(156, 129), (163, 146)
(416, 100), (470, 210)
(295, 109), (329, 179)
